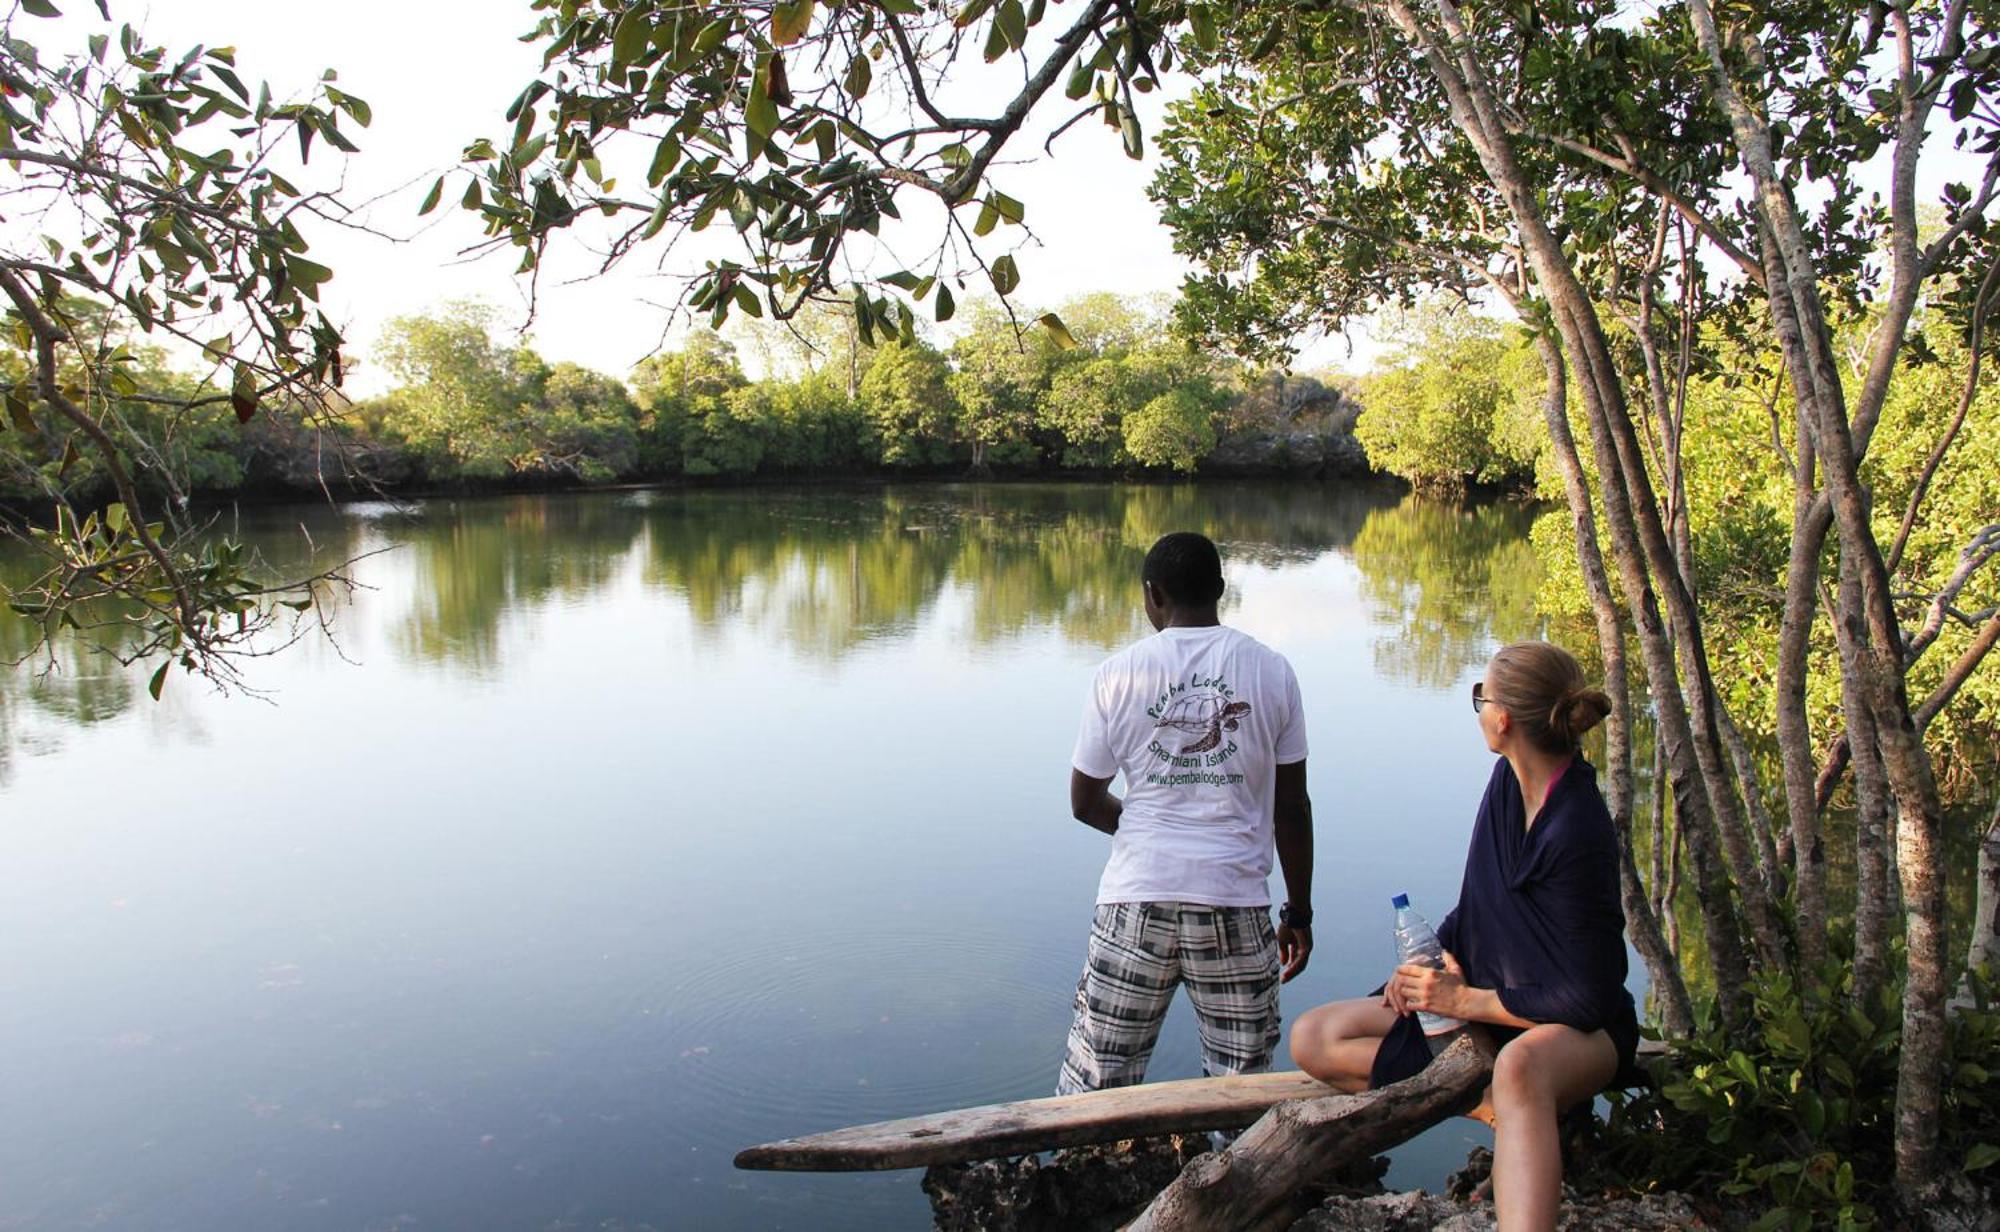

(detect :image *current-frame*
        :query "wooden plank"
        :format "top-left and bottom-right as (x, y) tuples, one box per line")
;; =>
(733, 1071), (1335, 1172)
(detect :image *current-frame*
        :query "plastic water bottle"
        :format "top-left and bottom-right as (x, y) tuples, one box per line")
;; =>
(1392, 893), (1465, 1037)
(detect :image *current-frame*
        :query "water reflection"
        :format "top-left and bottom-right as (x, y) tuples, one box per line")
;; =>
(2, 484), (1532, 761)
(1350, 500), (1543, 688)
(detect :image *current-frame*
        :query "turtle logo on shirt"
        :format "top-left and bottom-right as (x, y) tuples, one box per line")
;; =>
(1154, 693), (1252, 755)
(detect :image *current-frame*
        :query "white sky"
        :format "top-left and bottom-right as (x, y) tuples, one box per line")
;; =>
(28, 0), (1374, 394)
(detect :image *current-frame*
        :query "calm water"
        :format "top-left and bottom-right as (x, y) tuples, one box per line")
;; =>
(0, 482), (1582, 1231)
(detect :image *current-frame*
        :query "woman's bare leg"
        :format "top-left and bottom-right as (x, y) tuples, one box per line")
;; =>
(1487, 1025), (1617, 1231)
(1287, 998), (1398, 1092)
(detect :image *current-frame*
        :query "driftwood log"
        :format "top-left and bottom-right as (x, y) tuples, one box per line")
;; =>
(1125, 1031), (1498, 1232)
(734, 1071), (1332, 1171)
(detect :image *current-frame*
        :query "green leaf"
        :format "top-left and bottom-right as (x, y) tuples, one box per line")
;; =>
(746, 61), (780, 153)
(844, 53), (872, 100)
(974, 199), (1000, 236)
(983, 18), (1008, 63)
(990, 253), (1019, 296)
(283, 255), (335, 300)
(1065, 59), (1094, 100)
(771, 0), (815, 47)
(694, 17), (730, 53)
(996, 0), (1027, 50)
(935, 281), (956, 323)
(418, 176), (445, 216)
(1249, 21), (1285, 61)
(148, 660), (170, 702)
(854, 287), (876, 346)
(1037, 312), (1077, 349)
(954, 0), (996, 29)
(105, 503), (128, 535)
(462, 177), (484, 211)
(21, 0), (60, 15)
(1190, 5), (1218, 51)
(1968, 1143), (2000, 1172)
(647, 136), (683, 187)
(988, 191), (1024, 225)
(612, 7), (652, 66)
(1119, 109), (1144, 158)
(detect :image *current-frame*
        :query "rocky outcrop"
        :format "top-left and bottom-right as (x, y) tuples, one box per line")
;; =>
(922, 1136), (1386, 1232)
(924, 1138), (1715, 1232)
(1291, 1189), (1710, 1231)
(1206, 373), (1370, 477)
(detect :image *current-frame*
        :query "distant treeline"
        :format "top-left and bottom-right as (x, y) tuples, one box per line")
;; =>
(0, 294), (1380, 510)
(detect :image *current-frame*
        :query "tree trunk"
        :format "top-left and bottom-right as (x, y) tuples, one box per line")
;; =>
(1837, 557), (1897, 1004)
(1776, 474), (1832, 963)
(1684, 0), (1957, 1199)
(1533, 331), (1693, 1033)
(1955, 797), (2000, 1009)
(1126, 1032), (1496, 1232)
(1384, 0), (1754, 1014)
(1845, 696), (1895, 1003)
(1717, 701), (1783, 894)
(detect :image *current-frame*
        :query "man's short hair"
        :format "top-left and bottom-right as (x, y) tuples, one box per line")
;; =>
(1143, 532), (1224, 606)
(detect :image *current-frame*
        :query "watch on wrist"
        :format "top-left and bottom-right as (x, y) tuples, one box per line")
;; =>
(1280, 902), (1313, 929)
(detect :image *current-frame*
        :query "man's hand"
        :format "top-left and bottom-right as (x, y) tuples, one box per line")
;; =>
(1277, 923), (1312, 983)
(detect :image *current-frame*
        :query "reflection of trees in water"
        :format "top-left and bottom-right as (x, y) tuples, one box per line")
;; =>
(1349, 496), (1543, 688)
(391, 495), (644, 668)
(4, 482), (1501, 758)
(639, 482), (1399, 657)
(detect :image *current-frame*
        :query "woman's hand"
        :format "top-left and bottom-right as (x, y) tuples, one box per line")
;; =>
(1391, 951), (1470, 1019)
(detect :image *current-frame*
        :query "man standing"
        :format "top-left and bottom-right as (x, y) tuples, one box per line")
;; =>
(1059, 531), (1314, 1095)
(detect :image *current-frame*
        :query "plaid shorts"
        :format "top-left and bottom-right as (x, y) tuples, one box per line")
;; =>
(1056, 901), (1282, 1095)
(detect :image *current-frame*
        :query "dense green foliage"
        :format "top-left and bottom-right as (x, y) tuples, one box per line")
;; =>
(3, 292), (1361, 507)
(1590, 952), (2000, 1230)
(1350, 303), (1544, 491)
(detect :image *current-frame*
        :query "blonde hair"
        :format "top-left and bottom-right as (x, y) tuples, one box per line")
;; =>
(1488, 641), (1612, 755)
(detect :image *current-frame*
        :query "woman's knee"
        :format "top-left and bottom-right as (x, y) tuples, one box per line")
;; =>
(1288, 1005), (1334, 1069)
(1491, 1037), (1555, 1110)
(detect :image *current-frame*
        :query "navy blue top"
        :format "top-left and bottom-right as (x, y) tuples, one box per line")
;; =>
(1371, 756), (1642, 1088)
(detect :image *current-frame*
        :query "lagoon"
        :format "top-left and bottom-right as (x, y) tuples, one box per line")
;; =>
(0, 482), (1588, 1230)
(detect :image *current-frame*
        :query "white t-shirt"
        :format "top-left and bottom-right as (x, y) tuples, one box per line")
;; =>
(1072, 624), (1308, 907)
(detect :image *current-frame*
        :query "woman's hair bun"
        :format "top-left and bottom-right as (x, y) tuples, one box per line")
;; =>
(1550, 687), (1612, 745)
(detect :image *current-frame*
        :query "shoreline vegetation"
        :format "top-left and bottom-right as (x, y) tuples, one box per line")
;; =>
(1, 294), (1387, 521)
(5, 292), (1562, 523)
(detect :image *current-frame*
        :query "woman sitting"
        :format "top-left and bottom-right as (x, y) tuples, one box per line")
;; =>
(1288, 641), (1640, 1231)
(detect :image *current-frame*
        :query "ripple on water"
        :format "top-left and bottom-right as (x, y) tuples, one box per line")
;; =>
(626, 929), (1077, 1150)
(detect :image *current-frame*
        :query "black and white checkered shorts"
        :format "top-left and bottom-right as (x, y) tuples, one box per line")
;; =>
(1056, 901), (1282, 1095)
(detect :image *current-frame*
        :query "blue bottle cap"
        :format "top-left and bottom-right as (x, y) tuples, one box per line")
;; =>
(1391, 893), (1410, 910)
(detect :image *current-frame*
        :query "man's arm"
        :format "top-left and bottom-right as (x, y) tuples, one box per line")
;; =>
(1274, 759), (1314, 982)
(1070, 769), (1123, 836)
